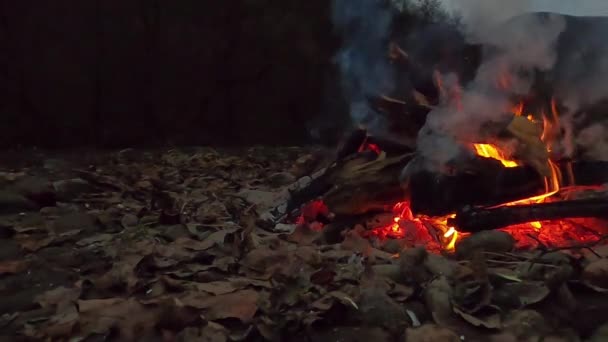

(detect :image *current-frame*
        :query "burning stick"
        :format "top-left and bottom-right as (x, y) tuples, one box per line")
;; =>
(449, 198), (608, 232)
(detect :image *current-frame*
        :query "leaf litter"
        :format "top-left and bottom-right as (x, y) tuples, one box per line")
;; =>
(0, 147), (607, 341)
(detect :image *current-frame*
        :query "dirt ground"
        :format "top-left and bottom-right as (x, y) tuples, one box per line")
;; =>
(0, 147), (607, 341)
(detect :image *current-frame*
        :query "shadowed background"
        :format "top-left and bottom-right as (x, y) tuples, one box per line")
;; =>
(0, 0), (346, 148)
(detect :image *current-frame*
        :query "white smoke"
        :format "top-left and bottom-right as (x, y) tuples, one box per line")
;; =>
(416, 1), (568, 168)
(332, 0), (395, 133)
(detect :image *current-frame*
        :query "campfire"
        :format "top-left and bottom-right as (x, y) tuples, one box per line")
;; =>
(274, 42), (608, 254)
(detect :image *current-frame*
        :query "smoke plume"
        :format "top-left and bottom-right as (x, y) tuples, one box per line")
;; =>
(427, 0), (608, 162)
(417, 1), (568, 168)
(332, 0), (395, 133)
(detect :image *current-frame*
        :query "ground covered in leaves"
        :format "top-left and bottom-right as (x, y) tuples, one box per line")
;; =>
(0, 147), (608, 341)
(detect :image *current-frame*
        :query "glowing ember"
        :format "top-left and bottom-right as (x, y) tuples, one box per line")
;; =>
(370, 201), (460, 251)
(358, 142), (382, 155)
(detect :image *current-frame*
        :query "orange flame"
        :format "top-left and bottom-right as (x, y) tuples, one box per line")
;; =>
(513, 101), (524, 116)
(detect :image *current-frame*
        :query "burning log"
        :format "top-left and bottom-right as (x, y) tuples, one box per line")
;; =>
(449, 198), (608, 232)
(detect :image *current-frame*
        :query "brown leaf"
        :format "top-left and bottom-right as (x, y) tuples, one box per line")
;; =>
(310, 267), (336, 285)
(501, 281), (550, 307)
(311, 291), (358, 311)
(287, 224), (323, 246)
(18, 235), (55, 252)
(405, 324), (461, 342)
(453, 305), (502, 329)
(173, 228), (236, 251)
(241, 247), (290, 278)
(341, 229), (373, 257)
(77, 298), (160, 339)
(180, 289), (259, 323)
(35, 286), (81, 309)
(177, 322), (229, 342)
(38, 304), (79, 339)
(95, 253), (148, 293)
(388, 282), (414, 302)
(76, 233), (114, 246)
(0, 259), (27, 275)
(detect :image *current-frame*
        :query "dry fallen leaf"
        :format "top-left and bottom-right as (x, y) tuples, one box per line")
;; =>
(180, 289), (259, 323)
(504, 115), (551, 177)
(77, 298), (160, 339)
(500, 281), (550, 307)
(453, 305), (502, 329)
(35, 286), (81, 309)
(405, 324), (461, 342)
(0, 259), (28, 275)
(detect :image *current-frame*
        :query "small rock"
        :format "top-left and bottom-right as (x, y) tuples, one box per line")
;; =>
(273, 223), (296, 233)
(268, 172), (297, 187)
(121, 214), (139, 228)
(399, 247), (430, 284)
(455, 230), (515, 259)
(290, 154), (319, 178)
(52, 178), (94, 201)
(583, 258), (608, 290)
(489, 333), (518, 342)
(404, 324), (460, 342)
(424, 253), (459, 278)
(358, 288), (408, 332)
(160, 225), (191, 242)
(0, 171), (25, 182)
(118, 148), (138, 161)
(309, 327), (391, 342)
(287, 176), (312, 192)
(0, 191), (37, 214)
(381, 239), (405, 254)
(11, 176), (56, 207)
(502, 310), (547, 340)
(135, 180), (153, 191)
(365, 213), (394, 229)
(588, 322), (608, 342)
(423, 276), (454, 326)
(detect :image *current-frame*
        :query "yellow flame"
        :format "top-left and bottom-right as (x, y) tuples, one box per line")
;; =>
(473, 144), (519, 168)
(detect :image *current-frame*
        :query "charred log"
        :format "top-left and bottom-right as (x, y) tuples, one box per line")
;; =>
(367, 95), (431, 138)
(336, 128), (368, 160)
(408, 157), (546, 217)
(366, 135), (415, 156)
(322, 153), (413, 215)
(567, 161), (608, 186)
(449, 198), (608, 232)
